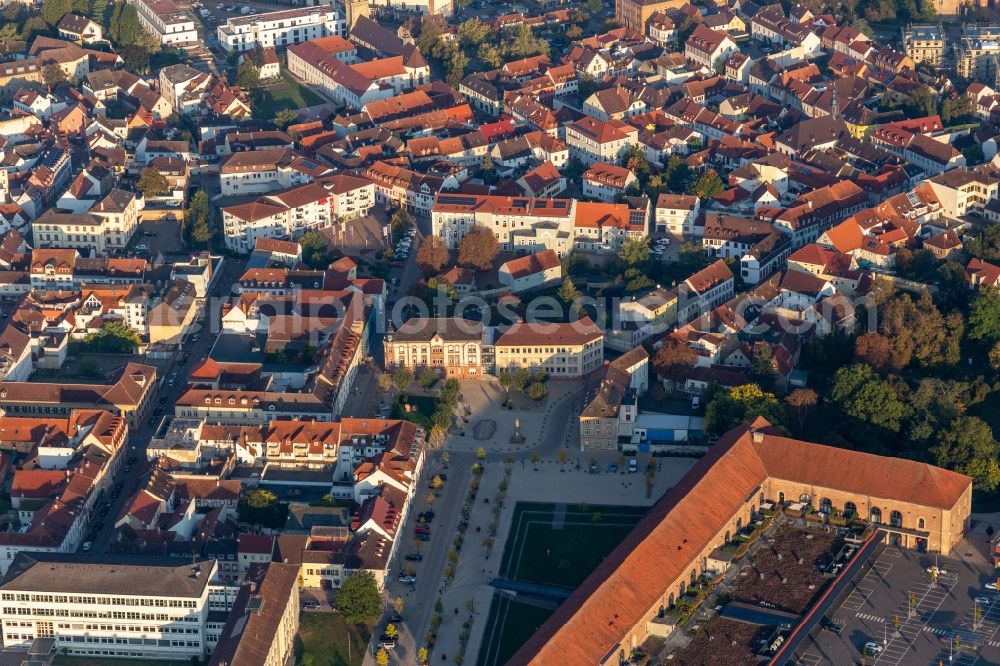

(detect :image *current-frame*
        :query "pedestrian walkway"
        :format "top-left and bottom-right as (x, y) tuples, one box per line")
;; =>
(551, 503), (566, 529)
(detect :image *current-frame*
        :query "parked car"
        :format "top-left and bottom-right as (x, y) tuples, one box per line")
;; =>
(864, 642), (883, 656)
(82, 541), (93, 552)
(608, 464), (618, 473)
(628, 459), (638, 474)
(302, 601), (320, 610)
(988, 582), (998, 591)
(691, 396), (701, 410)
(976, 596), (991, 606)
(414, 526), (430, 535)
(398, 575), (416, 584)
(405, 553), (423, 561)
(589, 463), (599, 473)
(415, 533), (430, 542)
(419, 511), (435, 522)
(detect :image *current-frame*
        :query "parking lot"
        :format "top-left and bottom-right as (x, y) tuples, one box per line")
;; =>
(795, 542), (1000, 665)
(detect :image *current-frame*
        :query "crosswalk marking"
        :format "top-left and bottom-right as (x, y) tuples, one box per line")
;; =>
(856, 612), (885, 623)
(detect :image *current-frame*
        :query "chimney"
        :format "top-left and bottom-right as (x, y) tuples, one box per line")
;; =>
(750, 428), (764, 444)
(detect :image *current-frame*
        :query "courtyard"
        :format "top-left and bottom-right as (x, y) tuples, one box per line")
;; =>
(477, 502), (649, 666)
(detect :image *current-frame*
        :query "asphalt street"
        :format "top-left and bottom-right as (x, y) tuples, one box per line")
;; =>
(85, 258), (246, 554)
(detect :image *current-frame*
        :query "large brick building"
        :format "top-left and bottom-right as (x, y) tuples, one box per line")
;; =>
(509, 417), (972, 666)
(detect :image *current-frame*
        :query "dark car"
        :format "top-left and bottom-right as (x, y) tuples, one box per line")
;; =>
(419, 511), (435, 522)
(405, 553), (423, 561)
(415, 533), (430, 542)
(822, 621), (843, 635)
(414, 525), (430, 535)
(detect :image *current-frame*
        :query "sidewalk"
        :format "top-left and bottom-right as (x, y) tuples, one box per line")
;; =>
(445, 379), (583, 456)
(428, 456), (698, 663)
(431, 464), (513, 664)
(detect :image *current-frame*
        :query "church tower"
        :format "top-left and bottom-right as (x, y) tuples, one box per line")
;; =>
(344, 0), (369, 32)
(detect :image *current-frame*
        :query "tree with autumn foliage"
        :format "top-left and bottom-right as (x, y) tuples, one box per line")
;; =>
(458, 227), (498, 271)
(416, 236), (449, 273)
(652, 339), (697, 387)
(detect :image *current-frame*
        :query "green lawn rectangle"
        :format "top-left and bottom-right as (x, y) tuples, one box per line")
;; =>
(295, 612), (371, 666)
(478, 502), (647, 666)
(256, 75), (325, 119)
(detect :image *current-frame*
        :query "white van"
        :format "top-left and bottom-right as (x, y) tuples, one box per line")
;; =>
(628, 459), (638, 474)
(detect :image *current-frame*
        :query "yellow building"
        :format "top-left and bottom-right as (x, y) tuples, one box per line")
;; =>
(615, 0), (687, 33)
(494, 317), (604, 378)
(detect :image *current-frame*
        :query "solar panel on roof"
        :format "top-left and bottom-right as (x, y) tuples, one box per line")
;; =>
(553, 201), (566, 208)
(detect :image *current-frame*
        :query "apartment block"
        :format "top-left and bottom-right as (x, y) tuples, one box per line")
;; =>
(129, 0), (197, 45)
(217, 6), (345, 53)
(902, 24), (945, 66)
(432, 193), (575, 256)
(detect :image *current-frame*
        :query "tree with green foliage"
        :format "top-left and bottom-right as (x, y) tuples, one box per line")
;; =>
(88, 0), (108, 22)
(557, 276), (581, 305)
(426, 276), (458, 302)
(749, 343), (776, 392)
(42, 0), (71, 26)
(235, 60), (260, 90)
(968, 287), (1000, 345)
(991, 342), (1000, 371)
(418, 367), (438, 389)
(447, 48), (469, 88)
(930, 416), (1000, 491)
(298, 230), (333, 269)
(478, 42), (504, 68)
(42, 62), (66, 87)
(136, 167), (169, 198)
(394, 366), (413, 391)
(338, 571), (381, 625)
(829, 364), (908, 446)
(244, 488), (277, 509)
(109, 2), (142, 44)
(458, 17), (490, 45)
(528, 382), (548, 401)
(689, 169), (725, 201)
(508, 23), (548, 58)
(118, 44), (150, 71)
(704, 384), (787, 435)
(0, 23), (20, 49)
(879, 291), (960, 369)
(272, 108), (298, 130)
(617, 236), (650, 266)
(186, 190), (212, 246)
(458, 226), (497, 270)
(83, 321), (142, 353)
(21, 16), (50, 43)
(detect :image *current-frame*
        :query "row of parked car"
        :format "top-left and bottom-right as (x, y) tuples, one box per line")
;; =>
(390, 228), (416, 266)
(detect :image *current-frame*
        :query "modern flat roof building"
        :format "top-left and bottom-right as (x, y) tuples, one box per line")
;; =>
(0, 554), (219, 660)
